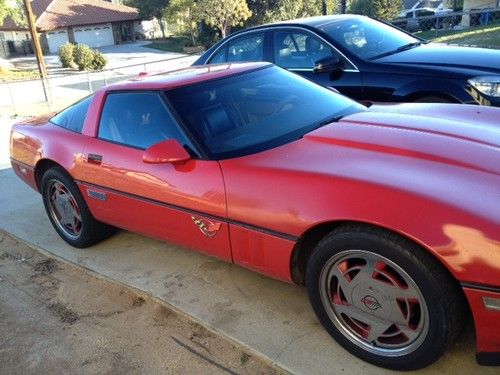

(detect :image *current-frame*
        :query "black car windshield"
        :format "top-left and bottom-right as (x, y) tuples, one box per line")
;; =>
(165, 65), (365, 160)
(320, 16), (420, 60)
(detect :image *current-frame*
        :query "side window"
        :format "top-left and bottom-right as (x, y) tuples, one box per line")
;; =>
(274, 31), (335, 69)
(51, 95), (93, 133)
(98, 92), (188, 150)
(209, 46), (227, 63)
(227, 33), (264, 62)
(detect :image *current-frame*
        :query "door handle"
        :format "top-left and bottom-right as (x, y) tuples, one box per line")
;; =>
(87, 153), (102, 165)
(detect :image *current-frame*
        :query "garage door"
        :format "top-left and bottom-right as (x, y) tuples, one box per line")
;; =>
(74, 24), (114, 48)
(46, 29), (69, 54)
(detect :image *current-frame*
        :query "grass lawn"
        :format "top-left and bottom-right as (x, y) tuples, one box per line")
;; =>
(0, 69), (40, 83)
(416, 22), (500, 48)
(144, 36), (191, 53)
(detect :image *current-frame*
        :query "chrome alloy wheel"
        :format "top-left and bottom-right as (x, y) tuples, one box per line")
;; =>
(47, 179), (82, 240)
(319, 250), (430, 357)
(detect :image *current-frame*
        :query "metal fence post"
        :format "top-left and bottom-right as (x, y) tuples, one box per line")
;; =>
(7, 82), (17, 115)
(87, 72), (93, 93)
(42, 78), (52, 112)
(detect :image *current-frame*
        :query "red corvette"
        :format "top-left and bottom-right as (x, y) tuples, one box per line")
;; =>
(9, 62), (500, 370)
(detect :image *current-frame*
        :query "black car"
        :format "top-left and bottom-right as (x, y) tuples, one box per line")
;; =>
(193, 15), (500, 106)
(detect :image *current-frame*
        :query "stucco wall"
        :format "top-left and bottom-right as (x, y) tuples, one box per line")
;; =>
(463, 0), (498, 10)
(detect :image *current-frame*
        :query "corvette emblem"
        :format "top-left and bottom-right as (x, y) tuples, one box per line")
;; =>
(191, 216), (221, 238)
(360, 295), (382, 311)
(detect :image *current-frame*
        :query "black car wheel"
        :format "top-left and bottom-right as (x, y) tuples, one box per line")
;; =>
(306, 225), (465, 370)
(41, 167), (114, 248)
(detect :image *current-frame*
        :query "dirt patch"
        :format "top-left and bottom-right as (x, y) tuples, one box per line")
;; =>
(47, 302), (79, 324)
(0, 231), (284, 374)
(33, 258), (58, 274)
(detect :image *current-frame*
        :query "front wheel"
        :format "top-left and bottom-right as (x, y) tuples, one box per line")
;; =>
(41, 167), (114, 248)
(306, 225), (465, 370)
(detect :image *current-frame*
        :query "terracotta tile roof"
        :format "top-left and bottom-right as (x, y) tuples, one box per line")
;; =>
(1, 0), (140, 31)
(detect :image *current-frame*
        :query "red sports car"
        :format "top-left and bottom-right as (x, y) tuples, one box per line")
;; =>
(9, 62), (500, 370)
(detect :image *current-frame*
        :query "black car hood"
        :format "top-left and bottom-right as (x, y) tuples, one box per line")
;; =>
(374, 43), (500, 74)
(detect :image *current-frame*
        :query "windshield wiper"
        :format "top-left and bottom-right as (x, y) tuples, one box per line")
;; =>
(370, 41), (422, 60)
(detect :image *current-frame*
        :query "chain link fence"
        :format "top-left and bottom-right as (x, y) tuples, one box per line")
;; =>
(391, 7), (500, 39)
(0, 54), (198, 116)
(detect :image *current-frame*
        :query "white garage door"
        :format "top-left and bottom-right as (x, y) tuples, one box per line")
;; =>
(74, 24), (114, 48)
(46, 29), (69, 54)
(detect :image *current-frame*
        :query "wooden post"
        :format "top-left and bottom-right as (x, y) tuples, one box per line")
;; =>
(23, 0), (47, 78)
(23, 0), (50, 106)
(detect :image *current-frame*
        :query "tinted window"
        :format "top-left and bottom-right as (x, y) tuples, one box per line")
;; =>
(166, 66), (365, 159)
(51, 95), (93, 133)
(209, 33), (265, 64)
(274, 31), (335, 69)
(210, 46), (227, 63)
(98, 92), (189, 150)
(320, 17), (418, 60)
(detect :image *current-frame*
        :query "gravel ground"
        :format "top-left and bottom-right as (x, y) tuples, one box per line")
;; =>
(0, 231), (284, 375)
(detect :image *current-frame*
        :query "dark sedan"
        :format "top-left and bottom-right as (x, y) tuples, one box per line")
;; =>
(193, 15), (500, 106)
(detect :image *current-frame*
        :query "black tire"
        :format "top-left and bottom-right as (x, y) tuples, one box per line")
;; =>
(306, 224), (465, 371)
(414, 96), (452, 103)
(41, 167), (114, 248)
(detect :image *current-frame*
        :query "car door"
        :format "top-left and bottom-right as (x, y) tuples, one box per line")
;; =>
(78, 91), (231, 261)
(271, 28), (364, 100)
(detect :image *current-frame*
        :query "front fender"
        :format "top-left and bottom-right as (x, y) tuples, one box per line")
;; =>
(392, 78), (472, 103)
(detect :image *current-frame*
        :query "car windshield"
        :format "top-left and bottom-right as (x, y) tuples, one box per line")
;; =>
(320, 16), (420, 60)
(165, 65), (365, 159)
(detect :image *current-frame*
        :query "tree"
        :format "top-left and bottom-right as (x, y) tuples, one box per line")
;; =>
(165, 0), (200, 45)
(349, 0), (403, 20)
(246, 0), (339, 26)
(349, 0), (374, 17)
(126, 0), (170, 38)
(372, 0), (403, 20)
(0, 0), (9, 25)
(198, 0), (252, 38)
(339, 0), (347, 13)
(0, 0), (26, 27)
(11, 0), (27, 27)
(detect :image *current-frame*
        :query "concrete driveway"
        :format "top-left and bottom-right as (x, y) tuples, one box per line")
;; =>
(0, 117), (496, 375)
(9, 41), (192, 72)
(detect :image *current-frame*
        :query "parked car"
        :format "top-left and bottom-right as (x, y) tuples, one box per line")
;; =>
(392, 7), (459, 32)
(193, 15), (500, 106)
(10, 63), (500, 370)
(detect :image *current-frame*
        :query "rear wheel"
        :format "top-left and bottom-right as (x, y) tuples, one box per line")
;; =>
(306, 225), (465, 370)
(41, 167), (114, 248)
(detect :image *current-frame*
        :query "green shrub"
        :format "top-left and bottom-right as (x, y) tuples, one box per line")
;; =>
(73, 44), (94, 71)
(58, 43), (75, 68)
(91, 49), (107, 71)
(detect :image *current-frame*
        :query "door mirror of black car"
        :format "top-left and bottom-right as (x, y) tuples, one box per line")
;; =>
(143, 139), (191, 164)
(313, 55), (342, 74)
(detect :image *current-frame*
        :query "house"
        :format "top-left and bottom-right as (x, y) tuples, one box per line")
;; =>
(463, 0), (499, 9)
(461, 0), (499, 26)
(0, 0), (141, 58)
(402, 0), (445, 13)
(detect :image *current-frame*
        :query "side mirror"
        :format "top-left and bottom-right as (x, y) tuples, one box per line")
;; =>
(313, 55), (342, 74)
(143, 139), (191, 164)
